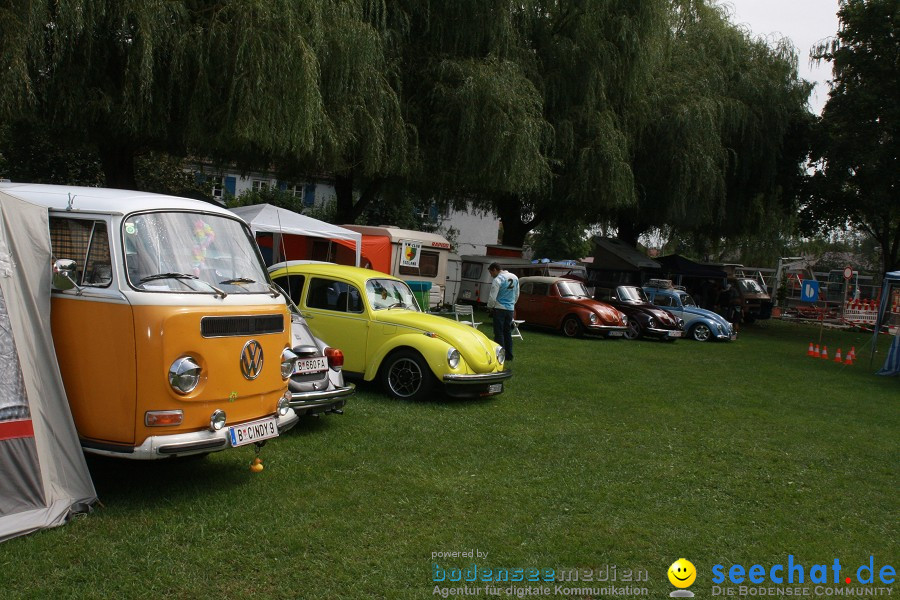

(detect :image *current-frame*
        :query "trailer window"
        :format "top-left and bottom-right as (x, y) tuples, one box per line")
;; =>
(399, 250), (439, 277)
(461, 261), (483, 280)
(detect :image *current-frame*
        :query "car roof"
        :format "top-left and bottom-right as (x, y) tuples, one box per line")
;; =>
(0, 182), (235, 217)
(269, 261), (400, 283)
(520, 276), (575, 285)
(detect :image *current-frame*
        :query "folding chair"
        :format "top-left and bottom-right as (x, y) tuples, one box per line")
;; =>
(453, 304), (483, 328)
(511, 319), (525, 340)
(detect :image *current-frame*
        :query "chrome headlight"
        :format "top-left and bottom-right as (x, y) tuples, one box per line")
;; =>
(647, 317), (656, 328)
(495, 346), (505, 365)
(621, 314), (628, 325)
(169, 356), (202, 394)
(209, 409), (226, 431)
(589, 313), (599, 324)
(281, 348), (299, 379)
(447, 347), (460, 369)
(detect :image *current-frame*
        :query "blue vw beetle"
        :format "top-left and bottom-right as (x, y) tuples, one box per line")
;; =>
(643, 281), (736, 342)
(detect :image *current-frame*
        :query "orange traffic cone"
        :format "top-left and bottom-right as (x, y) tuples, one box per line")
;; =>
(807, 342), (815, 357)
(814, 344), (821, 358)
(845, 352), (854, 366)
(834, 348), (842, 363)
(848, 346), (857, 360)
(821, 345), (829, 360)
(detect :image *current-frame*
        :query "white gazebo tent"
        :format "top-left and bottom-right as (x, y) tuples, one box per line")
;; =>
(230, 204), (362, 267)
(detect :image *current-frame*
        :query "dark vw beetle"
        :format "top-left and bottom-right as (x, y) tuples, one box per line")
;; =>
(593, 285), (684, 341)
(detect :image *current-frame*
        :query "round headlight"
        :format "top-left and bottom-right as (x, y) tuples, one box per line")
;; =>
(495, 346), (506, 365)
(447, 347), (460, 369)
(277, 395), (291, 417)
(647, 318), (656, 328)
(621, 314), (628, 325)
(281, 348), (299, 379)
(209, 409), (226, 431)
(169, 356), (202, 394)
(589, 313), (599, 324)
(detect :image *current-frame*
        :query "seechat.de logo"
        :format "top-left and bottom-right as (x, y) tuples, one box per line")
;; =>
(668, 558), (696, 597)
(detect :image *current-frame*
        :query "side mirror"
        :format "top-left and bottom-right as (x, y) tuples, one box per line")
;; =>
(52, 259), (83, 294)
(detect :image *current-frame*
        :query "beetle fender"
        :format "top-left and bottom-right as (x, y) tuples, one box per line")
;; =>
(364, 332), (457, 382)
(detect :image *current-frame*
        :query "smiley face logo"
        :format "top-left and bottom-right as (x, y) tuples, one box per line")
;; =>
(668, 558), (696, 588)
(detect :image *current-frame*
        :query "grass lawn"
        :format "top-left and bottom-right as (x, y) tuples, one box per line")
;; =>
(0, 318), (896, 599)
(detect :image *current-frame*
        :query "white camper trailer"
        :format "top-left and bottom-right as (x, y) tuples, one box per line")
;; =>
(342, 225), (454, 309)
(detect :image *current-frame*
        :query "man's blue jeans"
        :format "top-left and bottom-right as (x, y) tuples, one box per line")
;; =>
(492, 308), (514, 361)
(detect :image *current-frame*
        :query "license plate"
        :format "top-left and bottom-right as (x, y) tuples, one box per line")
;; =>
(730, 333), (738, 341)
(229, 417), (278, 447)
(295, 356), (328, 374)
(488, 383), (503, 394)
(608, 331), (624, 337)
(668, 330), (683, 338)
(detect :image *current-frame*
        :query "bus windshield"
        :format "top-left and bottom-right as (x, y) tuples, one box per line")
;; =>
(124, 212), (270, 294)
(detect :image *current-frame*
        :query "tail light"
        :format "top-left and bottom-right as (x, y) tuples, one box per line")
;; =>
(325, 347), (344, 370)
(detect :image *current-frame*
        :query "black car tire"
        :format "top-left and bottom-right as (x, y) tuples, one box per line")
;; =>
(562, 315), (583, 338)
(624, 319), (642, 340)
(381, 349), (435, 401)
(690, 323), (712, 342)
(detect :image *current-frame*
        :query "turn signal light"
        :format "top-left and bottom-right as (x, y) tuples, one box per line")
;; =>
(324, 347), (344, 370)
(145, 410), (184, 427)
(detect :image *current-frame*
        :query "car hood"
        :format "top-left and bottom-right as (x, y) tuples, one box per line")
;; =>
(616, 302), (680, 326)
(683, 306), (731, 327)
(560, 298), (623, 325)
(375, 311), (501, 371)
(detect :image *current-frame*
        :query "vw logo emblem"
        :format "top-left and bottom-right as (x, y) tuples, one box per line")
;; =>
(240, 340), (264, 380)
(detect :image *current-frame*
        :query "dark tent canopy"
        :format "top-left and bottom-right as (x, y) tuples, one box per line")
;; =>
(656, 254), (727, 280)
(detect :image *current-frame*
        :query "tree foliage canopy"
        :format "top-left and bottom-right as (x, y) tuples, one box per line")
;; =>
(806, 0), (900, 273)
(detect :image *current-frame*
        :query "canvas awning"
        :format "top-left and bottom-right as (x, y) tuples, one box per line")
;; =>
(230, 204), (361, 267)
(0, 191), (97, 542)
(656, 254), (728, 279)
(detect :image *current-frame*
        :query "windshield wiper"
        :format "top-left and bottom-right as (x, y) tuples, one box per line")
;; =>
(139, 272), (227, 298)
(220, 277), (256, 285)
(139, 272), (198, 283)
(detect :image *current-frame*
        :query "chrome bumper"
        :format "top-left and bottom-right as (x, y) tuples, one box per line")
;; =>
(586, 324), (627, 333)
(81, 411), (300, 460)
(443, 370), (514, 384)
(288, 383), (356, 407)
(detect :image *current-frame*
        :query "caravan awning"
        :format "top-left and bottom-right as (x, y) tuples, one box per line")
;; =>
(230, 204), (362, 267)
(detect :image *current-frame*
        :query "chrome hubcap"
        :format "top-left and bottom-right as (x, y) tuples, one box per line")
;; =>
(388, 358), (423, 397)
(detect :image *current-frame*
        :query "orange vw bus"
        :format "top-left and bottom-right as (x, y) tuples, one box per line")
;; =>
(0, 183), (300, 459)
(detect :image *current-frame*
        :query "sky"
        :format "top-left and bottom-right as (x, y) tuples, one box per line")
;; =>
(717, 0), (841, 114)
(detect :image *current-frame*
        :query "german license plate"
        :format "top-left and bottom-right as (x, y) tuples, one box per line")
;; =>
(229, 417), (278, 447)
(668, 330), (682, 338)
(608, 331), (624, 337)
(295, 356), (328, 374)
(488, 383), (503, 394)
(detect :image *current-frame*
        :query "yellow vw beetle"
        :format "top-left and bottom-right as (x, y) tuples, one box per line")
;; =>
(268, 262), (512, 400)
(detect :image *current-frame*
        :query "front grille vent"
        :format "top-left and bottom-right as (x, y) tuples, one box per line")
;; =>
(201, 314), (284, 338)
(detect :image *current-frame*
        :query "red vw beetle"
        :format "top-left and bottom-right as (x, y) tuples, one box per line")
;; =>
(515, 276), (628, 338)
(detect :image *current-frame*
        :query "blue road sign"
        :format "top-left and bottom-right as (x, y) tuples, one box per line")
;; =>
(800, 279), (819, 302)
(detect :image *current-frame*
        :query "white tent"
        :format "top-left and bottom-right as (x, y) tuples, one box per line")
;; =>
(0, 191), (97, 542)
(230, 204), (362, 267)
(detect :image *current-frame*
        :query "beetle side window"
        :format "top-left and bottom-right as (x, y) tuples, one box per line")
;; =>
(272, 274), (305, 307)
(306, 278), (363, 313)
(532, 282), (550, 296)
(520, 282), (533, 295)
(49, 218), (112, 287)
(654, 295), (675, 307)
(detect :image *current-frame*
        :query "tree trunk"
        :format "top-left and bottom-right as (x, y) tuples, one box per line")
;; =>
(496, 194), (530, 248)
(99, 142), (138, 190)
(615, 218), (644, 248)
(334, 170), (383, 224)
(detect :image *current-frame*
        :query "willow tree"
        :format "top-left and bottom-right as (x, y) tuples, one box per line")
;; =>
(806, 0), (900, 274)
(614, 0), (813, 248)
(0, 1), (338, 189)
(398, 0), (667, 248)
